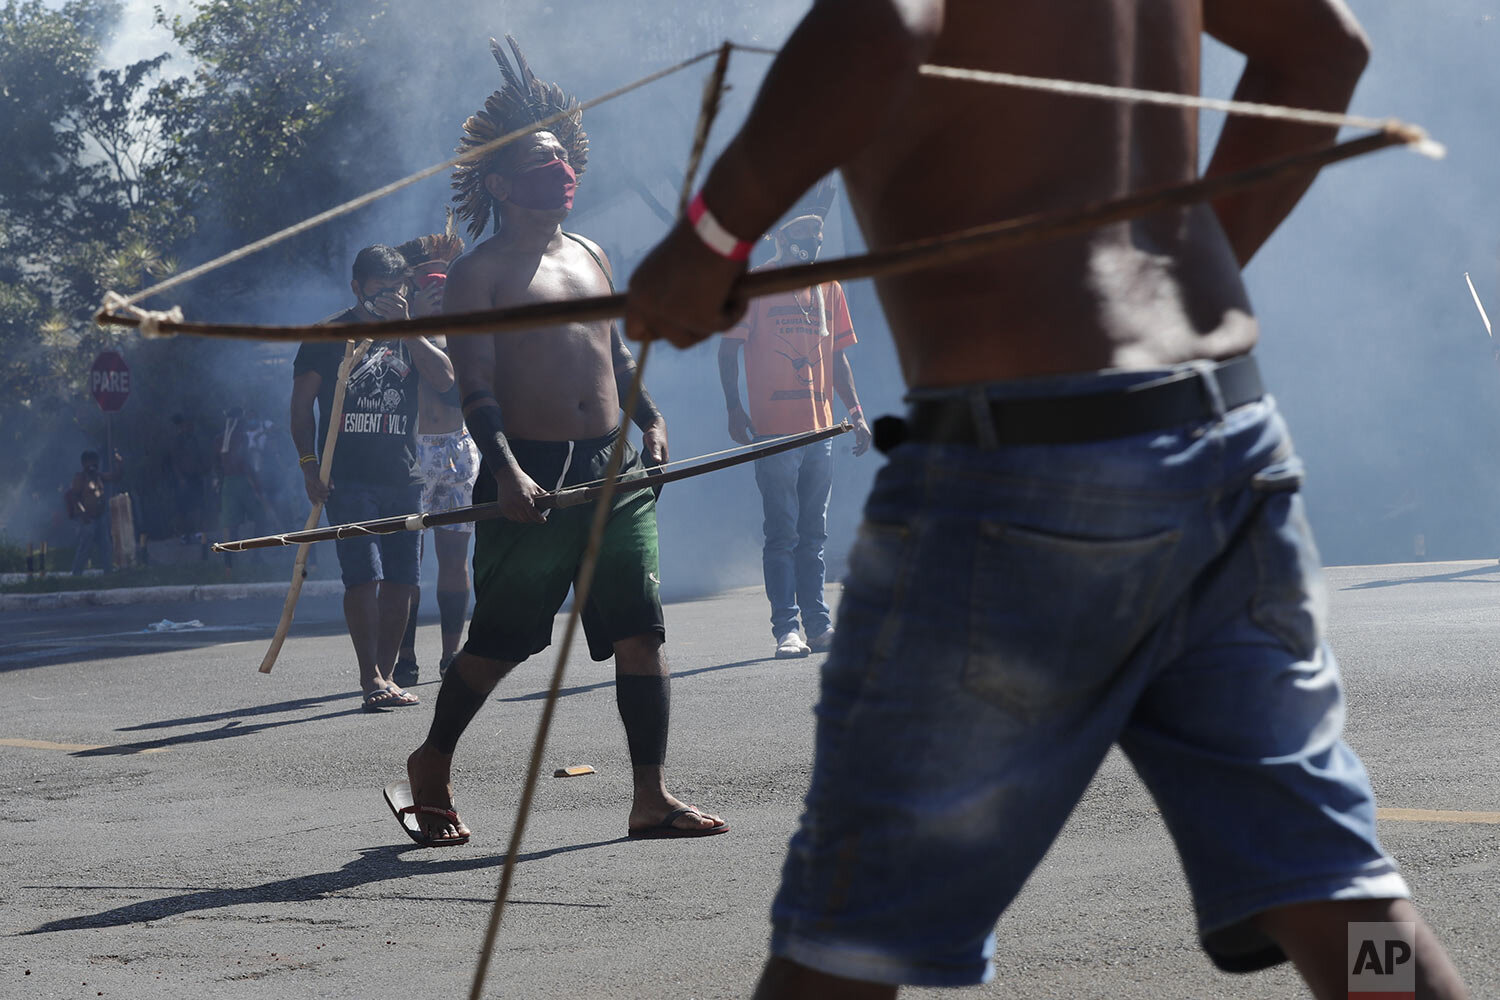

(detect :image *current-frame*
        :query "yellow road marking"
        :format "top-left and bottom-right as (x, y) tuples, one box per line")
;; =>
(1378, 807), (1500, 825)
(0, 737), (168, 755)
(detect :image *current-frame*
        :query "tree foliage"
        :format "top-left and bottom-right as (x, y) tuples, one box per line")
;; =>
(151, 0), (403, 285)
(0, 0), (785, 538)
(0, 0), (411, 527)
(0, 1), (418, 411)
(0, 1), (178, 419)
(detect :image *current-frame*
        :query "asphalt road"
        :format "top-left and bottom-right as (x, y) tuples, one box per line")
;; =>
(2, 562), (1496, 999)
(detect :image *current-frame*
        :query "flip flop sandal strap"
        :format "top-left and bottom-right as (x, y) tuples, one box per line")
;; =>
(658, 806), (694, 827)
(399, 805), (460, 822)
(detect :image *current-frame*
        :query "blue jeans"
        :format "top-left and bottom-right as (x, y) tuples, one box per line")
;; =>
(71, 516), (112, 575)
(324, 480), (422, 588)
(769, 366), (1407, 987)
(753, 437), (834, 638)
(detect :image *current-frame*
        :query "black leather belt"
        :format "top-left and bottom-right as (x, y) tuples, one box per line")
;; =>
(874, 355), (1264, 452)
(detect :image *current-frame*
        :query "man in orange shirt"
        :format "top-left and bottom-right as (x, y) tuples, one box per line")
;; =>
(720, 214), (872, 658)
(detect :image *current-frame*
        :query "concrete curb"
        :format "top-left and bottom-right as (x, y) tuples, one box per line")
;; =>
(0, 579), (343, 613)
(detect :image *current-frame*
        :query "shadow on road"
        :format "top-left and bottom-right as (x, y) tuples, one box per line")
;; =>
(66, 654), (777, 754)
(497, 655), (777, 703)
(115, 690), (364, 732)
(19, 837), (624, 935)
(1342, 563), (1500, 591)
(73, 702), (366, 756)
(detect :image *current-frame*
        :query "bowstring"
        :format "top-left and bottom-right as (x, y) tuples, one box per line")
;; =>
(111, 45), (735, 311)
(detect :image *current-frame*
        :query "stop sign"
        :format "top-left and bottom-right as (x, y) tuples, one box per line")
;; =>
(90, 351), (131, 412)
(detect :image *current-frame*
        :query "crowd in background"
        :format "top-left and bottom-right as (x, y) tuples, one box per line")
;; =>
(56, 404), (303, 573)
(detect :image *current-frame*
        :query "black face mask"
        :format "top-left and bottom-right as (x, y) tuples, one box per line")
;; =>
(786, 236), (822, 262)
(360, 282), (406, 314)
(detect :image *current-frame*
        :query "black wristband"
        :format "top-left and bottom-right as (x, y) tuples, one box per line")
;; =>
(463, 400), (513, 470)
(633, 391), (663, 432)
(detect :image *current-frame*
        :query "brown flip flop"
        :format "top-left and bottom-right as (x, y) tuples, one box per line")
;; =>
(628, 806), (729, 840)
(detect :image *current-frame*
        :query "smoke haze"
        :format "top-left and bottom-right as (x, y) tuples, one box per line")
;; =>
(12, 1), (1499, 595)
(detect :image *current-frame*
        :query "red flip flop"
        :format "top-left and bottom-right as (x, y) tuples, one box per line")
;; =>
(383, 780), (470, 847)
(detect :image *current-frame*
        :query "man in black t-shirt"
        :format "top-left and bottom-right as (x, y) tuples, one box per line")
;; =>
(290, 245), (456, 710)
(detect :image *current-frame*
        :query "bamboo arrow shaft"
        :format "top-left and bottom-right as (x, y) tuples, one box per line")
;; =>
(215, 423), (852, 553)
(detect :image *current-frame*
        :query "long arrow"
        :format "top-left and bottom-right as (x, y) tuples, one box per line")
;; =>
(214, 422), (852, 553)
(1465, 272), (1492, 338)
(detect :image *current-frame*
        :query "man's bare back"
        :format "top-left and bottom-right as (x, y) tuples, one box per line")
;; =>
(841, 0), (1257, 384)
(627, 0), (1370, 390)
(446, 230), (619, 441)
(620, 4), (1475, 997)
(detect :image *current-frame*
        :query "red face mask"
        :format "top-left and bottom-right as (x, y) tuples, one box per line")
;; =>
(507, 158), (576, 211)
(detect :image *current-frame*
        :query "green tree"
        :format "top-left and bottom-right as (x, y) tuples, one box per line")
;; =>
(150, 0), (403, 288)
(0, 0), (180, 406)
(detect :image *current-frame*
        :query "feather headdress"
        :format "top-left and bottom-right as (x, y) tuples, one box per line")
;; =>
(397, 209), (467, 271)
(452, 35), (590, 242)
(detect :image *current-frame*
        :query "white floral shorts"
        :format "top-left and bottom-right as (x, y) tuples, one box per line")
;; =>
(418, 428), (481, 533)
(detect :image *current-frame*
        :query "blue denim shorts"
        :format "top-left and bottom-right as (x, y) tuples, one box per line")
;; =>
(769, 365), (1409, 987)
(324, 480), (422, 588)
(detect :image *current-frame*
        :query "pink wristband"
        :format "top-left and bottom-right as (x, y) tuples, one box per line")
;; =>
(688, 192), (754, 262)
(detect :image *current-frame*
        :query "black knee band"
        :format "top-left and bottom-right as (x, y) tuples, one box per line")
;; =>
(437, 588), (469, 638)
(426, 667), (487, 756)
(401, 590), (420, 651)
(615, 674), (670, 767)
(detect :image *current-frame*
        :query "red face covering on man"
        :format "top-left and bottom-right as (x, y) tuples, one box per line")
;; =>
(506, 158), (576, 211)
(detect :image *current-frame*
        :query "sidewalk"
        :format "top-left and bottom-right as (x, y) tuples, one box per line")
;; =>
(0, 578), (342, 613)
(1, 537), (340, 613)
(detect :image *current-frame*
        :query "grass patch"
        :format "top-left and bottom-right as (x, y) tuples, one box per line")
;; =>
(0, 534), (54, 573)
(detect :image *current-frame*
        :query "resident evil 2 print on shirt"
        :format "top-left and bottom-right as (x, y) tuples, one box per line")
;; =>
(294, 315), (423, 486)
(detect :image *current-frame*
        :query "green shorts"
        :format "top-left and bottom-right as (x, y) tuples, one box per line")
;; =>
(464, 428), (664, 663)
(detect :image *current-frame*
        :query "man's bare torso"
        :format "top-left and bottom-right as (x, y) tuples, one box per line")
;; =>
(417, 336), (463, 436)
(452, 231), (618, 442)
(417, 384), (463, 436)
(841, 0), (1257, 387)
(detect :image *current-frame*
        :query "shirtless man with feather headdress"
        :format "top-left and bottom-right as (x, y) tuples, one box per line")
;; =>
(387, 36), (726, 848)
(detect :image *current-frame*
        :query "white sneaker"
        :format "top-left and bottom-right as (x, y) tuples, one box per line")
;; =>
(807, 627), (835, 653)
(775, 631), (811, 658)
